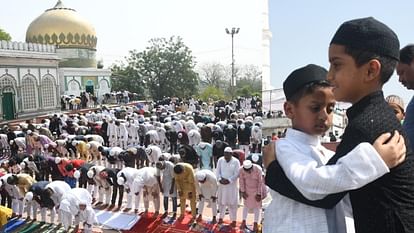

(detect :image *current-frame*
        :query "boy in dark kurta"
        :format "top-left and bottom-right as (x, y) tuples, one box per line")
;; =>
(265, 17), (414, 233)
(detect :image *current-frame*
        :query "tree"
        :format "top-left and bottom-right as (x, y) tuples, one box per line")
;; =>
(199, 85), (225, 101)
(0, 28), (11, 41)
(235, 65), (262, 97)
(135, 36), (198, 100)
(111, 36), (199, 101)
(111, 61), (146, 99)
(198, 62), (227, 89)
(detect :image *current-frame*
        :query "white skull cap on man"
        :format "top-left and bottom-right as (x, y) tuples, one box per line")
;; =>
(224, 147), (233, 153)
(196, 172), (206, 181)
(55, 157), (62, 164)
(87, 170), (95, 179)
(25, 191), (34, 202)
(117, 176), (125, 185)
(252, 153), (260, 163)
(243, 160), (253, 169)
(74, 170), (81, 179)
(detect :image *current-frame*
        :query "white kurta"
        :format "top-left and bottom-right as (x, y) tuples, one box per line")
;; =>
(195, 169), (218, 199)
(215, 156), (240, 206)
(263, 128), (389, 233)
(45, 180), (72, 207)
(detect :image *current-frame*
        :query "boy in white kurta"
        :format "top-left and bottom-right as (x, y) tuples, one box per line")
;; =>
(263, 64), (405, 233)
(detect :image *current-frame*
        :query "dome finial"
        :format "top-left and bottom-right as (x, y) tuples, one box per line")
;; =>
(54, 0), (65, 9)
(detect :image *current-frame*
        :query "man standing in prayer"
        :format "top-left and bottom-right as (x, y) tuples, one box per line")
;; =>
(216, 147), (240, 227)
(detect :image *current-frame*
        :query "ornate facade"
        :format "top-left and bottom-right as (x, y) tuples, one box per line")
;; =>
(0, 0), (112, 121)
(0, 41), (60, 120)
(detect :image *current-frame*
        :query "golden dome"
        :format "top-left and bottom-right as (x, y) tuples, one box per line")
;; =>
(26, 0), (97, 50)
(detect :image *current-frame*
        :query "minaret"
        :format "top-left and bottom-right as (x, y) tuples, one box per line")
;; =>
(261, 0), (272, 91)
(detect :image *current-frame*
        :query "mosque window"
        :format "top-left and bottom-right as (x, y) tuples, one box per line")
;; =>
(41, 76), (56, 108)
(21, 76), (37, 110)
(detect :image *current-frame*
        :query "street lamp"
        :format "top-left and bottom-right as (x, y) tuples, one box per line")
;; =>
(225, 27), (240, 99)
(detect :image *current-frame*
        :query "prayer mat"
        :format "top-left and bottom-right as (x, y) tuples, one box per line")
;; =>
(94, 208), (140, 230)
(2, 220), (101, 233)
(123, 212), (246, 233)
(16, 221), (41, 233)
(1, 218), (26, 232)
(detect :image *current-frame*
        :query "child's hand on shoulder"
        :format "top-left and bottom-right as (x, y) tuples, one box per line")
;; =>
(373, 130), (406, 168)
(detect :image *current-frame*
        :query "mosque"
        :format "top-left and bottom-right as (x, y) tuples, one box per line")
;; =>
(0, 0), (111, 121)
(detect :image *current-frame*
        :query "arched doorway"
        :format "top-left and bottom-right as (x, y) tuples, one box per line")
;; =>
(2, 87), (15, 120)
(85, 80), (94, 95)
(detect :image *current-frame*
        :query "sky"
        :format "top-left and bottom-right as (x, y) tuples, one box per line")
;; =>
(1, 0), (413, 106)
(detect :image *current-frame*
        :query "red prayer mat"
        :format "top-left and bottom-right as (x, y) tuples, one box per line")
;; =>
(122, 212), (255, 233)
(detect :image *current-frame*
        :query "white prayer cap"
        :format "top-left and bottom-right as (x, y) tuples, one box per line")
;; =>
(55, 157), (62, 164)
(25, 192), (34, 202)
(9, 140), (14, 145)
(20, 162), (26, 169)
(72, 140), (78, 146)
(240, 124), (245, 130)
(87, 170), (95, 179)
(117, 176), (125, 185)
(74, 170), (81, 179)
(228, 124), (233, 129)
(252, 154), (260, 163)
(196, 172), (206, 181)
(243, 160), (253, 169)
(188, 131), (194, 137)
(44, 144), (49, 149)
(27, 130), (32, 135)
(224, 147), (233, 153)
(109, 149), (116, 156)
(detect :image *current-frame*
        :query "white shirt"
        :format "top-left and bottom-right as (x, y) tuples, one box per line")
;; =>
(263, 128), (389, 233)
(216, 156), (240, 205)
(195, 169), (218, 200)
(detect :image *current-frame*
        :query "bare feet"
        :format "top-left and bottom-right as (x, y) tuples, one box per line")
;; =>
(240, 220), (246, 230)
(253, 222), (258, 232)
(218, 218), (223, 225)
(230, 221), (237, 228)
(211, 216), (217, 224)
(123, 208), (131, 212)
(196, 215), (202, 222)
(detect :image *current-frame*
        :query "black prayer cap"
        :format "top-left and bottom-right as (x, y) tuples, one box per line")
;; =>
(330, 17), (400, 61)
(283, 64), (328, 100)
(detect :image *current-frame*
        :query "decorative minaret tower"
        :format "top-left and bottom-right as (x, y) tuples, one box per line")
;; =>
(261, 0), (272, 91)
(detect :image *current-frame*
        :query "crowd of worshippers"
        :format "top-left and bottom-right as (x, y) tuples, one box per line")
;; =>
(0, 99), (267, 232)
(61, 92), (97, 111)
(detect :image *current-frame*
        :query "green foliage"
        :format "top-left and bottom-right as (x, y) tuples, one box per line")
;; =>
(111, 36), (199, 101)
(110, 62), (146, 99)
(0, 28), (11, 41)
(199, 85), (225, 101)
